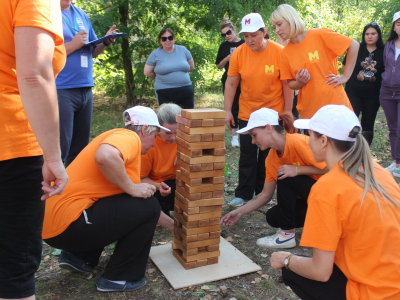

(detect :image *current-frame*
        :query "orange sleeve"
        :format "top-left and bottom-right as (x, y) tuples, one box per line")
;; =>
(140, 150), (154, 178)
(102, 131), (140, 165)
(318, 28), (353, 57)
(279, 50), (295, 80)
(300, 185), (342, 251)
(265, 153), (278, 182)
(227, 47), (240, 77)
(13, 0), (64, 46)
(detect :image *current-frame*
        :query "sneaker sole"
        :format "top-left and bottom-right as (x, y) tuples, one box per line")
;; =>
(59, 262), (92, 274)
(97, 279), (147, 292)
(256, 241), (296, 249)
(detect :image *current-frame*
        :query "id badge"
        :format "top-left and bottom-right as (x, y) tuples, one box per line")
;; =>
(81, 55), (88, 68)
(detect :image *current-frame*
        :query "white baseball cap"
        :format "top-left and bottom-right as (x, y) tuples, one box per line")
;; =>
(123, 106), (170, 131)
(393, 11), (400, 22)
(236, 108), (279, 134)
(294, 105), (361, 142)
(239, 13), (266, 33)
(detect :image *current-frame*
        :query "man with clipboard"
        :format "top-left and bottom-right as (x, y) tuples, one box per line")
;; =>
(57, 0), (117, 166)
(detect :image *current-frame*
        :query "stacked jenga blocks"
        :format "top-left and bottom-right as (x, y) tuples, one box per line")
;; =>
(172, 108), (226, 269)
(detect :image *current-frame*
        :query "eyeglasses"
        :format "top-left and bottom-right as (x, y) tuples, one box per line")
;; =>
(365, 22), (377, 26)
(221, 30), (233, 38)
(161, 36), (174, 42)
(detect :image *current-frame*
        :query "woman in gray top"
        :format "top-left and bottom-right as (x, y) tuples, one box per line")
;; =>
(144, 28), (195, 108)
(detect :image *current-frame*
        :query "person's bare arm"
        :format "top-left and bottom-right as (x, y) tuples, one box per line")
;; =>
(216, 54), (231, 69)
(158, 211), (174, 233)
(92, 25), (117, 58)
(224, 75), (240, 130)
(95, 144), (156, 198)
(281, 80), (294, 112)
(188, 58), (195, 72)
(288, 68), (310, 90)
(64, 30), (87, 55)
(277, 166), (328, 180)
(14, 26), (68, 200)
(144, 64), (156, 79)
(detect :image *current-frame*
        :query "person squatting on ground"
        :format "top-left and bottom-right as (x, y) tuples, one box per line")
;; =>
(270, 105), (400, 300)
(271, 4), (359, 119)
(220, 108), (327, 249)
(42, 106), (175, 293)
(57, 0), (117, 166)
(0, 0), (69, 299)
(141, 103), (181, 216)
(225, 13), (293, 207)
(144, 28), (195, 109)
(381, 11), (400, 177)
(215, 18), (245, 147)
(343, 22), (385, 146)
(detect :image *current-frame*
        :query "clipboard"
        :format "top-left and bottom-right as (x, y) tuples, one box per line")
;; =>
(84, 33), (127, 47)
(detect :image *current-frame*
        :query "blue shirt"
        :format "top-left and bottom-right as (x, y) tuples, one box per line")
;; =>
(56, 5), (97, 89)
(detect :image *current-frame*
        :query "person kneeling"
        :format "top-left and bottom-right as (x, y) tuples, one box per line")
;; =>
(220, 108), (327, 248)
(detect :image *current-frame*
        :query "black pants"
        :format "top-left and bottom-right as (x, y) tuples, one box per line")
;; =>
(154, 179), (176, 215)
(267, 176), (316, 230)
(45, 194), (160, 281)
(156, 85), (194, 109)
(0, 156), (44, 299)
(235, 119), (269, 200)
(346, 92), (380, 145)
(222, 81), (240, 129)
(293, 93), (299, 119)
(283, 264), (347, 300)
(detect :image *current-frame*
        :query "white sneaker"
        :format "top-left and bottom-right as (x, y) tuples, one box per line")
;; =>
(393, 166), (400, 178)
(385, 162), (397, 172)
(256, 232), (296, 249)
(231, 136), (239, 147)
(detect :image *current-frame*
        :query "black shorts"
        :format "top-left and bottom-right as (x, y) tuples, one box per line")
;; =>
(156, 85), (194, 109)
(0, 156), (45, 298)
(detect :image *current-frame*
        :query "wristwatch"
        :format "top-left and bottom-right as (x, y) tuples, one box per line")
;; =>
(284, 254), (294, 271)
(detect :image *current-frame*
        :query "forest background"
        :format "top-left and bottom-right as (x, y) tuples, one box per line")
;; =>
(79, 0), (398, 104)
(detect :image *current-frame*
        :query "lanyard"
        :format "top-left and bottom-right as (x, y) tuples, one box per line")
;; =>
(62, 4), (80, 36)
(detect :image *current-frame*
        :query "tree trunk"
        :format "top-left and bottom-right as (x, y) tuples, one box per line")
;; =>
(119, 1), (136, 105)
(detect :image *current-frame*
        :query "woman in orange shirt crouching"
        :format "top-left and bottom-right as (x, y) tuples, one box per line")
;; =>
(221, 108), (327, 249)
(141, 103), (181, 216)
(271, 4), (359, 119)
(271, 105), (400, 300)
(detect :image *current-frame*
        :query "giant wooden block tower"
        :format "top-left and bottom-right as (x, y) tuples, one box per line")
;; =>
(172, 108), (226, 269)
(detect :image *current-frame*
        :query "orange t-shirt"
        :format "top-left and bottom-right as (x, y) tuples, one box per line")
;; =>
(265, 133), (326, 182)
(300, 163), (400, 300)
(280, 28), (353, 119)
(228, 40), (285, 121)
(42, 129), (142, 239)
(0, 0), (66, 161)
(140, 136), (180, 183)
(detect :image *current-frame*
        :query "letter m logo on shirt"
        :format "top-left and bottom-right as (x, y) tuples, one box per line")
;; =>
(245, 19), (251, 25)
(293, 162), (300, 166)
(308, 51), (319, 63)
(265, 65), (274, 75)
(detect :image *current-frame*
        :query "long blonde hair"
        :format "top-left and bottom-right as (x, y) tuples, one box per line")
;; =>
(270, 4), (305, 39)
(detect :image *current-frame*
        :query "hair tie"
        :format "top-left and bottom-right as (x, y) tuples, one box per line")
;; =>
(348, 126), (361, 138)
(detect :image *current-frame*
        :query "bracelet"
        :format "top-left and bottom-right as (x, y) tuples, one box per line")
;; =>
(295, 166), (298, 176)
(103, 41), (111, 46)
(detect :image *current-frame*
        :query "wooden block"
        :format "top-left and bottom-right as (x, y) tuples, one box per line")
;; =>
(176, 177), (185, 187)
(213, 162), (225, 170)
(181, 237), (220, 249)
(201, 133), (213, 142)
(181, 108), (226, 120)
(177, 145), (202, 158)
(201, 191), (213, 199)
(179, 152), (225, 165)
(210, 231), (221, 239)
(176, 186), (201, 201)
(201, 163), (213, 171)
(173, 250), (197, 269)
(176, 136), (225, 150)
(207, 256), (219, 265)
(177, 130), (201, 143)
(207, 244), (220, 252)
(208, 176), (225, 184)
(183, 249), (221, 262)
(183, 197), (224, 208)
(174, 238), (198, 255)
(213, 133), (225, 141)
(209, 218), (220, 226)
(198, 219), (210, 227)
(202, 119), (214, 127)
(174, 212), (199, 228)
(196, 259), (208, 267)
(214, 119), (225, 126)
(180, 168), (224, 179)
(205, 148), (226, 156)
(174, 218), (181, 228)
(213, 190), (224, 198)
(177, 158), (202, 173)
(172, 241), (180, 250)
(183, 224), (221, 235)
(174, 204), (183, 214)
(185, 182), (224, 194)
(176, 226), (198, 243)
(198, 233), (210, 241)
(175, 198), (200, 215)
(199, 205), (223, 213)
(176, 115), (202, 127)
(183, 211), (221, 222)
(184, 126), (225, 135)
(176, 170), (202, 186)
(198, 246), (207, 251)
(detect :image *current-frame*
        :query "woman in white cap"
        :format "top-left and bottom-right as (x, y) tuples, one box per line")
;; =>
(380, 11), (400, 177)
(225, 12), (294, 207)
(42, 106), (173, 293)
(270, 4), (359, 120)
(270, 105), (400, 300)
(221, 108), (327, 248)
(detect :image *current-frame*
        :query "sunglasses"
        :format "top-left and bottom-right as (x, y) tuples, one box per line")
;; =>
(365, 22), (377, 26)
(161, 36), (174, 42)
(221, 30), (233, 37)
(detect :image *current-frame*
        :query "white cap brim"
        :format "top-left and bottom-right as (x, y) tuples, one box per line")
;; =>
(157, 125), (170, 131)
(293, 119), (311, 130)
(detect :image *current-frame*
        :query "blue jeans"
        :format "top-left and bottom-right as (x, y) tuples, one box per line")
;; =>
(57, 87), (93, 166)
